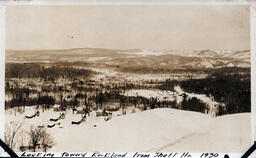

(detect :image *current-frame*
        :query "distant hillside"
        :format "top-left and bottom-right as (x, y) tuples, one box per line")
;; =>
(5, 48), (250, 69)
(197, 50), (219, 57)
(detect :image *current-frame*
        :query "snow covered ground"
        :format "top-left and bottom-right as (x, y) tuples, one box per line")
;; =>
(124, 86), (224, 116)
(174, 86), (225, 117)
(124, 89), (177, 102)
(5, 106), (250, 153)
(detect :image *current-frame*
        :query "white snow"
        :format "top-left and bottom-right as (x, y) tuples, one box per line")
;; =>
(5, 106), (250, 153)
(124, 89), (176, 102)
(174, 86), (225, 117)
(76, 107), (84, 111)
(53, 104), (61, 109)
(227, 63), (235, 67)
(117, 50), (167, 56)
(124, 86), (224, 117)
(87, 57), (110, 62)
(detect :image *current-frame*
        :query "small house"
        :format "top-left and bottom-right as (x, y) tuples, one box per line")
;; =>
(76, 106), (86, 114)
(105, 104), (120, 111)
(53, 104), (61, 112)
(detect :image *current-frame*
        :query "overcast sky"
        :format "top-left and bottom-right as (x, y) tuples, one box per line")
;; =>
(6, 5), (250, 51)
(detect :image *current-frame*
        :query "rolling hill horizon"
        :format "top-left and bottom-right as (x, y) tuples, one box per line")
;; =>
(5, 48), (250, 69)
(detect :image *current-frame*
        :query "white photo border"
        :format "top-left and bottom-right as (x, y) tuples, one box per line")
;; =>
(0, 0), (255, 157)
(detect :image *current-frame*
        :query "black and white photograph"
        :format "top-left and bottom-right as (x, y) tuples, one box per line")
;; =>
(3, 5), (252, 153)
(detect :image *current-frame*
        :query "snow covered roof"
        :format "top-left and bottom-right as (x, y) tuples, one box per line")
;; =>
(53, 104), (61, 108)
(77, 107), (84, 111)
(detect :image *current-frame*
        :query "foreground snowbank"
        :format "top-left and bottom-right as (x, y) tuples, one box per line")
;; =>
(49, 108), (250, 152)
(5, 107), (250, 152)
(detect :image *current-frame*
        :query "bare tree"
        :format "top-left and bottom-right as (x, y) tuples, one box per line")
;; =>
(4, 121), (23, 150)
(27, 126), (42, 152)
(19, 129), (26, 152)
(41, 128), (55, 152)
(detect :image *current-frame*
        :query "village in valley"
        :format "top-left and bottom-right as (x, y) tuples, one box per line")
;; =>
(4, 48), (251, 152)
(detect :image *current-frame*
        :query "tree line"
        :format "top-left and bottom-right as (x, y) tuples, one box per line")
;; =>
(159, 67), (251, 115)
(5, 63), (94, 80)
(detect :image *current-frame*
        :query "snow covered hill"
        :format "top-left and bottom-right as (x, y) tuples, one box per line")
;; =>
(5, 107), (250, 152)
(49, 108), (250, 152)
(6, 48), (250, 69)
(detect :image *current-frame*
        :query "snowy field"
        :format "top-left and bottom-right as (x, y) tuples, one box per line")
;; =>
(5, 106), (250, 152)
(124, 89), (177, 102)
(124, 86), (224, 116)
